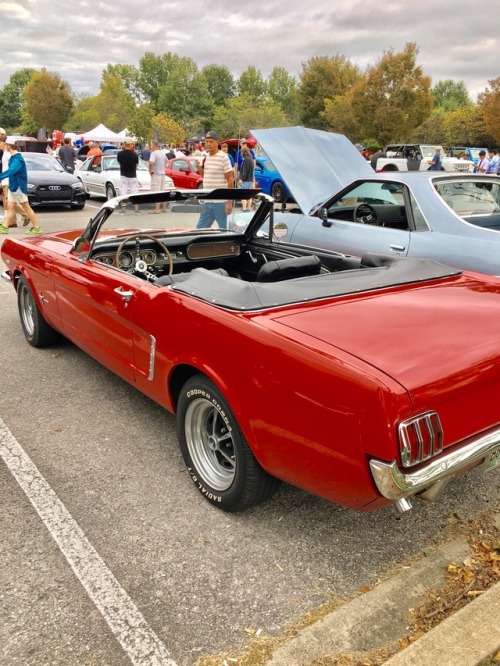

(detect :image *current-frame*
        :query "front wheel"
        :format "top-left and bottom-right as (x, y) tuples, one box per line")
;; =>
(106, 183), (116, 200)
(177, 375), (280, 511)
(17, 276), (61, 347)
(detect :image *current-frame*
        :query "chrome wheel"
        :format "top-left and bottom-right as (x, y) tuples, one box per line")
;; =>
(185, 397), (236, 491)
(177, 374), (280, 511)
(17, 276), (61, 347)
(19, 283), (35, 337)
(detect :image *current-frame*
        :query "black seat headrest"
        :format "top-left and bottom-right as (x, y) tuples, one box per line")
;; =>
(256, 255), (322, 282)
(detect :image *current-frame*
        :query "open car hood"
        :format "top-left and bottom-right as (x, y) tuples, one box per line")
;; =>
(251, 126), (374, 215)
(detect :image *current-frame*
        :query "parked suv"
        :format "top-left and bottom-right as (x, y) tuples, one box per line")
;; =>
(374, 144), (474, 173)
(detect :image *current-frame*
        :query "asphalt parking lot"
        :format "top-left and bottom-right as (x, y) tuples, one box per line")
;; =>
(1, 200), (499, 666)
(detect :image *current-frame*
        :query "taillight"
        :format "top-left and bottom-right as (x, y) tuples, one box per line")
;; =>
(398, 412), (443, 467)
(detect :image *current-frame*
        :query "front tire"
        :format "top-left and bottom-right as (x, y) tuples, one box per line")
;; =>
(177, 375), (280, 511)
(17, 276), (61, 347)
(106, 183), (116, 200)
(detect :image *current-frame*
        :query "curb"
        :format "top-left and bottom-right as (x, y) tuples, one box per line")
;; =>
(265, 516), (500, 666)
(383, 580), (500, 665)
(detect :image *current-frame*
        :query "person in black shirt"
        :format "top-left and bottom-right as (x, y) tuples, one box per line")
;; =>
(58, 137), (76, 173)
(117, 140), (140, 214)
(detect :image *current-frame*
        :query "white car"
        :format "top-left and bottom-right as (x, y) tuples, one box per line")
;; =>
(374, 143), (474, 173)
(76, 153), (174, 199)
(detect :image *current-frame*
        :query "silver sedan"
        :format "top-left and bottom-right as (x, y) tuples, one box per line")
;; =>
(76, 154), (174, 200)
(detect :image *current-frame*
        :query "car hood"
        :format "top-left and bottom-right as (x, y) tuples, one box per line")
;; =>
(251, 126), (374, 214)
(269, 274), (500, 413)
(28, 170), (78, 184)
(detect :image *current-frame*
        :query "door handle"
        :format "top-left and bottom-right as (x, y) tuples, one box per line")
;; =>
(389, 244), (406, 252)
(114, 286), (134, 302)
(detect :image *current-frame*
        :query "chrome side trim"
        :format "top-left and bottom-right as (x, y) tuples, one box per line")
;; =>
(148, 335), (156, 381)
(370, 426), (500, 500)
(1, 270), (12, 283)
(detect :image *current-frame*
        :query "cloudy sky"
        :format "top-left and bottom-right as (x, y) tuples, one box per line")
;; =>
(2, 0), (499, 101)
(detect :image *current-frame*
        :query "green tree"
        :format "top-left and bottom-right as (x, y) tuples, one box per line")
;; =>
(24, 69), (73, 132)
(431, 80), (472, 112)
(157, 57), (213, 126)
(137, 52), (181, 109)
(409, 108), (448, 144)
(0, 68), (36, 130)
(93, 70), (136, 132)
(64, 94), (100, 132)
(478, 77), (500, 143)
(201, 64), (235, 107)
(237, 66), (267, 102)
(266, 67), (298, 122)
(128, 103), (156, 144)
(322, 92), (361, 140)
(297, 55), (363, 130)
(152, 113), (186, 145)
(212, 92), (289, 139)
(103, 63), (142, 103)
(443, 105), (493, 147)
(350, 43), (432, 145)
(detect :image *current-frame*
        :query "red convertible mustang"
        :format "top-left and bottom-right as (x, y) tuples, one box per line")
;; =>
(2, 188), (500, 514)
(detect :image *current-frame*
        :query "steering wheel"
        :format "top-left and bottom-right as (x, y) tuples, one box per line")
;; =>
(353, 203), (377, 224)
(115, 234), (173, 276)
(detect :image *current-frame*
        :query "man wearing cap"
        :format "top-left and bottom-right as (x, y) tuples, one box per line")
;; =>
(196, 131), (234, 229)
(476, 150), (490, 174)
(0, 137), (42, 234)
(0, 127), (23, 225)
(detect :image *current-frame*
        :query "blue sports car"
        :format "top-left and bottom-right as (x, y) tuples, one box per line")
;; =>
(253, 155), (292, 204)
(251, 127), (500, 276)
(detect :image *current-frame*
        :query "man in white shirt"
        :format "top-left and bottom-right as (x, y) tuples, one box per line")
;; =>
(196, 131), (234, 229)
(148, 140), (167, 213)
(476, 150), (490, 173)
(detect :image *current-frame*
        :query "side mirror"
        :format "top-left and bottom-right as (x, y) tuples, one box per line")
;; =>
(320, 207), (332, 228)
(72, 236), (91, 257)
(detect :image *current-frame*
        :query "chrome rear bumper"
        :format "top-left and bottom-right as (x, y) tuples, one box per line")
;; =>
(370, 426), (500, 502)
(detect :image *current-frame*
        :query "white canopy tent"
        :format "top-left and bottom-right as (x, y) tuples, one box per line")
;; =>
(82, 124), (122, 142)
(117, 128), (137, 142)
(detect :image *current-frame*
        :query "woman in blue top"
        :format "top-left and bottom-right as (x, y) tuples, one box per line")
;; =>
(0, 138), (41, 234)
(427, 147), (442, 171)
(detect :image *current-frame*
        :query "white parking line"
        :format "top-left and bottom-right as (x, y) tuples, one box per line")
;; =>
(0, 418), (177, 666)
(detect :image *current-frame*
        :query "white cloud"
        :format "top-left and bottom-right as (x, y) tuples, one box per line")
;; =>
(0, 0), (498, 101)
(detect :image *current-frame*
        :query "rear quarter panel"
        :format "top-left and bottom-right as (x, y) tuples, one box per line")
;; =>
(137, 292), (412, 510)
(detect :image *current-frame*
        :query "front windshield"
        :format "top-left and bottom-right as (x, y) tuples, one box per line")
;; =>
(420, 145), (442, 159)
(89, 190), (270, 250)
(24, 155), (66, 172)
(328, 181), (401, 211)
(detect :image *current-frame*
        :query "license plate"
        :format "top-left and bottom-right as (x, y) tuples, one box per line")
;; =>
(483, 449), (500, 472)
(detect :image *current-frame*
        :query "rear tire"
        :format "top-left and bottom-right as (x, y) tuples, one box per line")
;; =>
(17, 276), (61, 347)
(271, 181), (286, 203)
(177, 375), (280, 512)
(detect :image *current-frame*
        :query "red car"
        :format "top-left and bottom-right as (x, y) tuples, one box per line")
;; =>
(2, 186), (500, 515)
(165, 156), (203, 189)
